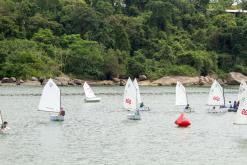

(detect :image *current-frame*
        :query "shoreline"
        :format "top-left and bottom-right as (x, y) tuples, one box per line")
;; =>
(0, 72), (246, 87)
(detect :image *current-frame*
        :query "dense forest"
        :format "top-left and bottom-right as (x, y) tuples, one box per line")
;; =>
(0, 0), (247, 80)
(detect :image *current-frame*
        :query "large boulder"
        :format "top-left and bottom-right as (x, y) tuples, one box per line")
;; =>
(152, 76), (200, 86)
(73, 79), (83, 85)
(55, 76), (70, 86)
(112, 77), (120, 83)
(226, 72), (247, 85)
(139, 75), (147, 81)
(31, 76), (38, 81)
(120, 79), (126, 86)
(1, 77), (15, 83)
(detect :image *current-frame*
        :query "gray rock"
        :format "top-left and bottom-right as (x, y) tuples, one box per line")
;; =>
(112, 77), (120, 83)
(74, 79), (82, 85)
(31, 76), (38, 81)
(139, 75), (147, 81)
(120, 79), (126, 86)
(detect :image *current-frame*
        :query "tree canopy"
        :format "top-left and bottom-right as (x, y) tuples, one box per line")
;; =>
(0, 0), (247, 80)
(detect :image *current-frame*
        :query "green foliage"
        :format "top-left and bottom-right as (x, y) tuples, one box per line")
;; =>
(0, 0), (247, 80)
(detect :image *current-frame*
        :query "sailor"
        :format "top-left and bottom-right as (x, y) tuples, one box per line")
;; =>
(59, 107), (65, 116)
(228, 101), (232, 108)
(185, 104), (190, 109)
(1, 121), (8, 130)
(233, 101), (237, 110)
(140, 102), (144, 108)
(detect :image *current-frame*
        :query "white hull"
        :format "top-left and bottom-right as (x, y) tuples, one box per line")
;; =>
(127, 113), (141, 120)
(184, 108), (194, 113)
(0, 127), (10, 134)
(207, 107), (227, 113)
(138, 106), (150, 111)
(50, 115), (64, 121)
(85, 97), (101, 102)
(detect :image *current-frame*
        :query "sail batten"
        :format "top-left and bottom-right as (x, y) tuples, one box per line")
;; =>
(38, 79), (60, 113)
(175, 81), (188, 106)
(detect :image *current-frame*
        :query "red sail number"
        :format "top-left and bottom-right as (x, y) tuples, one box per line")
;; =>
(213, 96), (220, 102)
(125, 98), (132, 105)
(241, 109), (247, 115)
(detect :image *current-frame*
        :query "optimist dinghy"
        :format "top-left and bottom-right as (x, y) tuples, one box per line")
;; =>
(124, 78), (141, 120)
(234, 85), (247, 125)
(38, 79), (64, 121)
(175, 81), (193, 113)
(207, 80), (227, 113)
(83, 82), (101, 102)
(133, 78), (150, 111)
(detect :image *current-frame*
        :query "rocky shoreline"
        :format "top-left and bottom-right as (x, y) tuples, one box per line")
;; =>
(0, 72), (246, 87)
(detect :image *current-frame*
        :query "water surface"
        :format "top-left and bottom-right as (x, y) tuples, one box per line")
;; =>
(0, 85), (246, 165)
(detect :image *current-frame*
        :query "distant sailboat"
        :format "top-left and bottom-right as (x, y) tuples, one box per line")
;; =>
(234, 86), (247, 125)
(175, 81), (193, 112)
(133, 78), (150, 111)
(229, 81), (247, 112)
(0, 110), (9, 133)
(124, 78), (140, 120)
(83, 82), (101, 102)
(38, 79), (64, 121)
(207, 80), (227, 113)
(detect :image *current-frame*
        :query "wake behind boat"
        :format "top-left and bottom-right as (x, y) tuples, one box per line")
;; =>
(38, 79), (65, 121)
(207, 80), (227, 113)
(175, 81), (193, 113)
(83, 82), (101, 102)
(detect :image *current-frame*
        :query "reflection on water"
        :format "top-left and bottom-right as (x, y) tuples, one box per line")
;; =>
(0, 85), (247, 165)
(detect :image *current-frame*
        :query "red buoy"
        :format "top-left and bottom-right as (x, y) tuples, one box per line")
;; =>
(175, 113), (191, 127)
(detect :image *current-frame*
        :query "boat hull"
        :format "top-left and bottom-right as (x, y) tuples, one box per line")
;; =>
(207, 107), (228, 113)
(85, 97), (101, 102)
(138, 106), (150, 111)
(50, 115), (64, 121)
(127, 113), (141, 120)
(228, 108), (237, 112)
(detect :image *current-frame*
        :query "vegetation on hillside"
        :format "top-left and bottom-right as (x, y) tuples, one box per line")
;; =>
(1, 0), (247, 80)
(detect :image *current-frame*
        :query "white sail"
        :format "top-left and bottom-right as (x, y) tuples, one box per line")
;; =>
(207, 80), (224, 106)
(175, 81), (188, 106)
(133, 78), (142, 104)
(234, 89), (247, 124)
(38, 79), (60, 113)
(123, 78), (137, 111)
(83, 82), (96, 98)
(237, 81), (247, 101)
(0, 111), (3, 125)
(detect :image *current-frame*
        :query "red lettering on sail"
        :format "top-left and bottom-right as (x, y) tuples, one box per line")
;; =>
(213, 96), (220, 102)
(125, 98), (132, 105)
(241, 109), (247, 115)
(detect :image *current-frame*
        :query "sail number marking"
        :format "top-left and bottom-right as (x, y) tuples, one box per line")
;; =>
(125, 98), (132, 105)
(213, 96), (220, 101)
(241, 109), (247, 115)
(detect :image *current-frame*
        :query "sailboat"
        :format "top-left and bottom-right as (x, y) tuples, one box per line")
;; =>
(133, 78), (150, 111)
(83, 82), (101, 102)
(175, 81), (193, 112)
(234, 86), (247, 125)
(0, 110), (9, 133)
(229, 81), (247, 112)
(124, 78), (141, 120)
(38, 78), (64, 121)
(207, 80), (227, 113)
